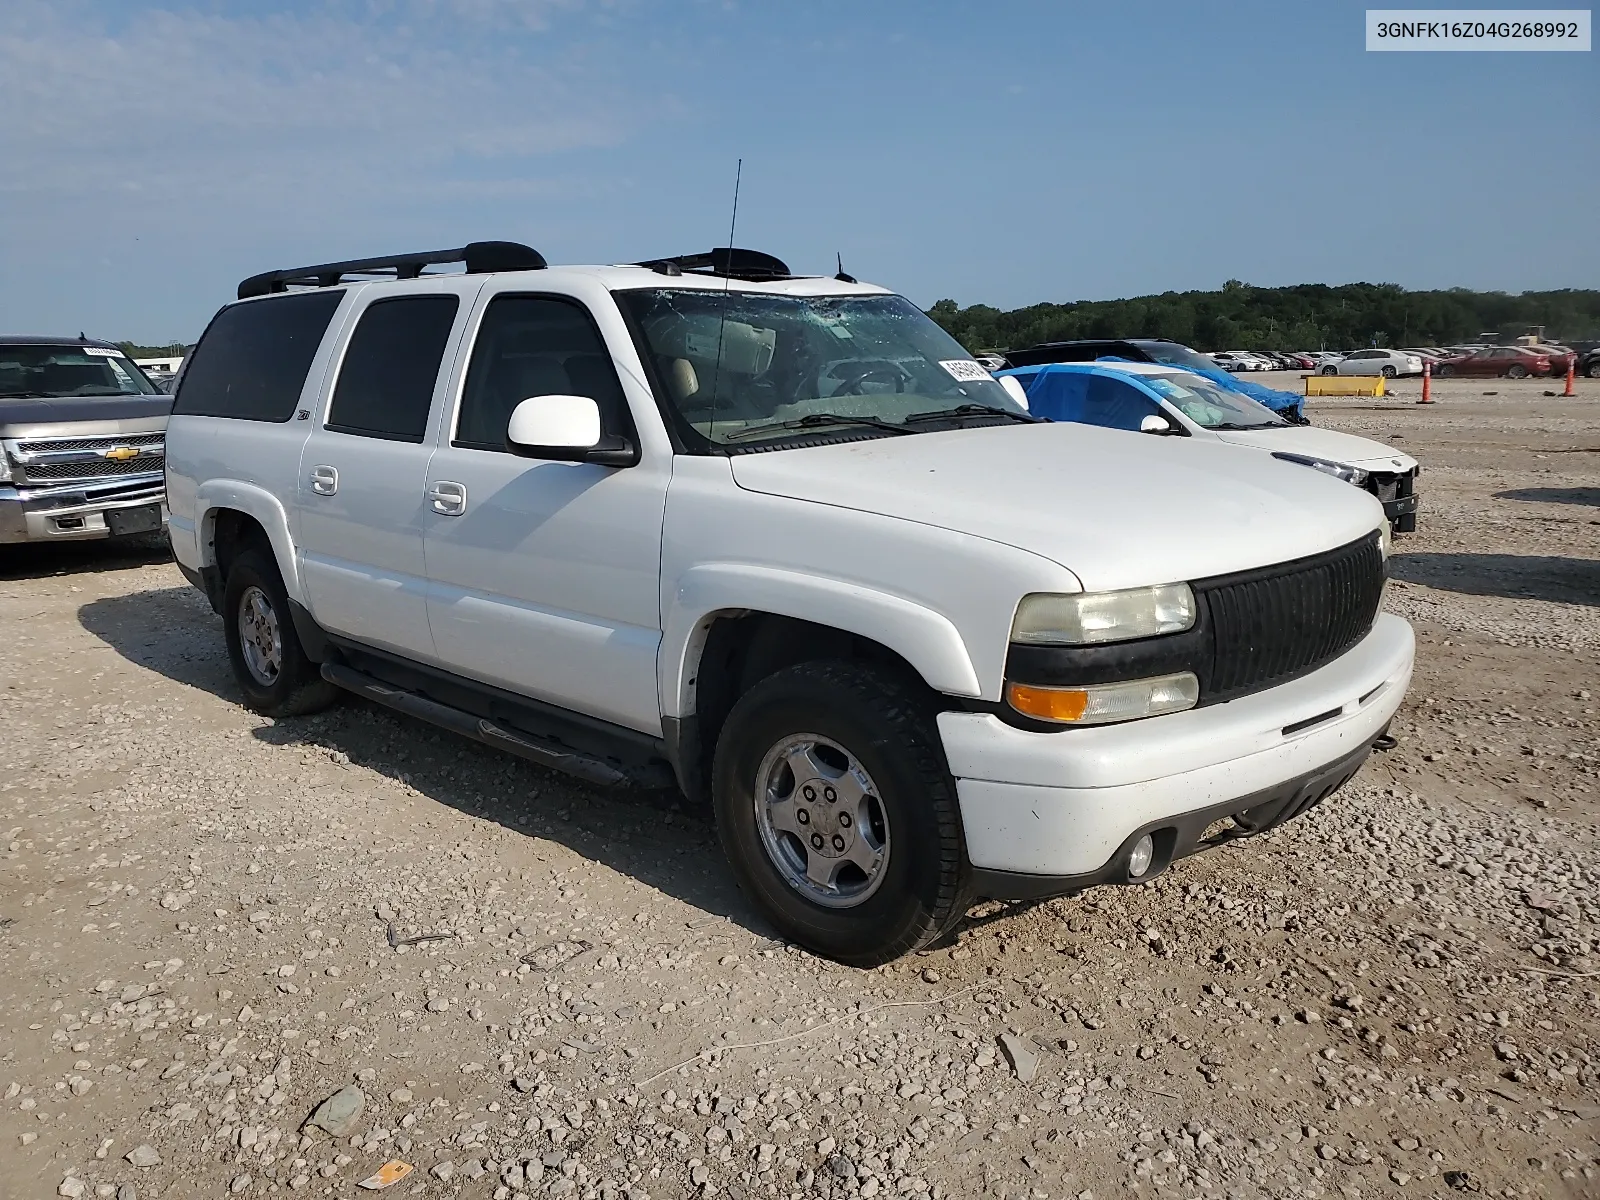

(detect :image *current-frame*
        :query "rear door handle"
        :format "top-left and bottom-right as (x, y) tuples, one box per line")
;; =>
(428, 480), (467, 516)
(310, 465), (338, 496)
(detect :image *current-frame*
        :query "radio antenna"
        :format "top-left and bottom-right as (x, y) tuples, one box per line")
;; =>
(708, 158), (742, 443)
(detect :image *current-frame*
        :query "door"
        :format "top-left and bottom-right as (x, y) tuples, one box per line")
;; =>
(296, 287), (470, 659)
(421, 290), (669, 734)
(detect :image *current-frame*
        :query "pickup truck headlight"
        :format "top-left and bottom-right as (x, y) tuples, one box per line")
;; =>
(1007, 673), (1199, 725)
(1271, 451), (1370, 488)
(1011, 583), (1195, 647)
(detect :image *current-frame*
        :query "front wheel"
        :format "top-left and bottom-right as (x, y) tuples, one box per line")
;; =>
(222, 548), (339, 717)
(1586, 360), (1600, 379)
(1434, 364), (1453, 377)
(712, 662), (971, 966)
(1506, 364), (1529, 379)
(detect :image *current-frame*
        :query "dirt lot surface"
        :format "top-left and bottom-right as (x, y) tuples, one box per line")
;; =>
(2, 376), (1597, 1200)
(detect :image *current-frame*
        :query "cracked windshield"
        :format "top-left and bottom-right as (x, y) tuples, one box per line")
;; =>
(618, 289), (1028, 446)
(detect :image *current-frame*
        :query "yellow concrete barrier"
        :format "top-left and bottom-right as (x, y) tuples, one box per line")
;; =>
(1303, 374), (1386, 397)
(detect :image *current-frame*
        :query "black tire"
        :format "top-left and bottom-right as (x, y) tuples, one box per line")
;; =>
(1321, 366), (1338, 376)
(1506, 364), (1528, 379)
(1586, 360), (1600, 379)
(1380, 365), (1397, 378)
(1435, 364), (1452, 377)
(711, 661), (971, 966)
(222, 547), (339, 718)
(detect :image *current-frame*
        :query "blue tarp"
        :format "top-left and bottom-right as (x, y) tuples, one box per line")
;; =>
(1094, 356), (1305, 419)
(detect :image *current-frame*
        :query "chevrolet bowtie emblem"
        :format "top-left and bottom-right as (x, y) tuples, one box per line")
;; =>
(103, 446), (140, 461)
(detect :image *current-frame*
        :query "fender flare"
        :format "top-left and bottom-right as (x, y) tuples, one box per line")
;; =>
(194, 480), (304, 605)
(660, 562), (983, 718)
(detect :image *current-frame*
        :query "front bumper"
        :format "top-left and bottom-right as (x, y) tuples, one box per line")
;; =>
(938, 612), (1414, 891)
(0, 476), (167, 543)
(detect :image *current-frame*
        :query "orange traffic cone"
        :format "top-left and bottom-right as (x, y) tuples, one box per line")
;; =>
(1417, 359), (1434, 404)
(1563, 357), (1576, 397)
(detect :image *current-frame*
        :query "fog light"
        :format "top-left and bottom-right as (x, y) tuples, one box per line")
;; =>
(1128, 833), (1155, 879)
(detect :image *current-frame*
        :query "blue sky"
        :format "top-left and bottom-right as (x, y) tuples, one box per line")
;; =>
(1, 0), (1595, 343)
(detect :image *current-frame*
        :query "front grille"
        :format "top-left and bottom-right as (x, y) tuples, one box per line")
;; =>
(1198, 533), (1385, 703)
(21, 455), (163, 482)
(15, 431), (165, 455)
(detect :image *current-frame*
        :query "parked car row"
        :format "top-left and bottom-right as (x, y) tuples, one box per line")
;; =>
(1207, 343), (1585, 380)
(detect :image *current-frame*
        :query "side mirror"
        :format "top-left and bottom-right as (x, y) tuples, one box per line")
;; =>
(1139, 413), (1176, 435)
(506, 395), (637, 466)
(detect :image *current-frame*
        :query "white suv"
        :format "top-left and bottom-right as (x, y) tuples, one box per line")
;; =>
(165, 242), (1415, 965)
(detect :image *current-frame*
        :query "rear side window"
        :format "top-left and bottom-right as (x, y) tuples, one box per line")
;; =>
(326, 296), (460, 442)
(174, 291), (343, 421)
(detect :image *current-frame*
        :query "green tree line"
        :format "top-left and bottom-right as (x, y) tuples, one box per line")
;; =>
(927, 281), (1600, 354)
(117, 342), (189, 359)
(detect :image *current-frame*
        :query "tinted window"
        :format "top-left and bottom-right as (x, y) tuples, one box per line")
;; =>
(455, 295), (627, 452)
(175, 291), (343, 421)
(327, 296), (459, 442)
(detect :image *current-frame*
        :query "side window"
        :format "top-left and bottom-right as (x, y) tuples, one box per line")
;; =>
(326, 295), (459, 442)
(1078, 375), (1163, 431)
(1021, 373), (1161, 431)
(455, 295), (628, 452)
(175, 291), (343, 421)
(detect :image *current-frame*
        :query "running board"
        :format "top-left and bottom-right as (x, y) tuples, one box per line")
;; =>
(321, 663), (631, 788)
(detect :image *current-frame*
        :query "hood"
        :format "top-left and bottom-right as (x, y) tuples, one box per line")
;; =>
(728, 423), (1385, 592)
(0, 394), (172, 440)
(1208, 424), (1417, 472)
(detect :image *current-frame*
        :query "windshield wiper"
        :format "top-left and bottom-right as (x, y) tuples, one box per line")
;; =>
(1208, 421), (1284, 431)
(722, 413), (917, 442)
(902, 403), (1039, 425)
(0, 391), (60, 399)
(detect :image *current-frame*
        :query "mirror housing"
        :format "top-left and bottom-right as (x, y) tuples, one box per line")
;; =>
(506, 395), (637, 466)
(1139, 413), (1177, 435)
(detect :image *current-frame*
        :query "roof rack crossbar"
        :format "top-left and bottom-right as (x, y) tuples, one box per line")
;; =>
(237, 241), (546, 300)
(635, 248), (792, 282)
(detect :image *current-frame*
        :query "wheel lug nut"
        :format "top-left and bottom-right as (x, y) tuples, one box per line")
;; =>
(837, 813), (851, 828)
(824, 786), (836, 802)
(832, 836), (845, 851)
(797, 810), (809, 824)
(811, 834), (824, 849)
(803, 786), (816, 800)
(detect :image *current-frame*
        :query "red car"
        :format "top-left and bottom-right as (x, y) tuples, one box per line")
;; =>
(1434, 346), (1552, 378)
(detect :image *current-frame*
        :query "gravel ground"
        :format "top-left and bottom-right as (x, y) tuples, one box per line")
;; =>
(2, 377), (1597, 1200)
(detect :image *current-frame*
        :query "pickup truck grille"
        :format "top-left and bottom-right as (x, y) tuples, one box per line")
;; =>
(21, 456), (163, 481)
(1198, 533), (1385, 703)
(9, 432), (165, 486)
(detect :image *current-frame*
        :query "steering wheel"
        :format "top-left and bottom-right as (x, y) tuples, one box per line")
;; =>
(829, 363), (909, 398)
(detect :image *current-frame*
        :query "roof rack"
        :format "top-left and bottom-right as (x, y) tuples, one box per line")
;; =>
(236, 241), (546, 300)
(635, 248), (792, 281)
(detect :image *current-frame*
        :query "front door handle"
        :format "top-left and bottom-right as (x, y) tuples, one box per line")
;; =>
(310, 465), (338, 496)
(428, 480), (467, 516)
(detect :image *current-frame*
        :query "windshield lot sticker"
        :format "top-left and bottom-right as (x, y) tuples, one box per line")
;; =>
(940, 359), (992, 382)
(80, 346), (119, 356)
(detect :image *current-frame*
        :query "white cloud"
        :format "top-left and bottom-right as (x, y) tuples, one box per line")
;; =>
(0, 1), (631, 211)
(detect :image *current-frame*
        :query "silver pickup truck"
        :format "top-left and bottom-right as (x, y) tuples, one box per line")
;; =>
(0, 337), (172, 544)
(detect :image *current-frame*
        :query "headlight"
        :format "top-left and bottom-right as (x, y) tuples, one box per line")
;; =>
(1008, 673), (1200, 725)
(1012, 583), (1195, 647)
(1271, 451), (1369, 488)
(0, 455), (11, 484)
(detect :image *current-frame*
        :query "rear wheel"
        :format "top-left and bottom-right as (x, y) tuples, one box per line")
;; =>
(1380, 365), (1397, 378)
(1434, 364), (1453, 377)
(1506, 364), (1529, 379)
(1587, 360), (1600, 379)
(711, 661), (971, 966)
(222, 548), (339, 717)
(1321, 365), (1338, 376)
